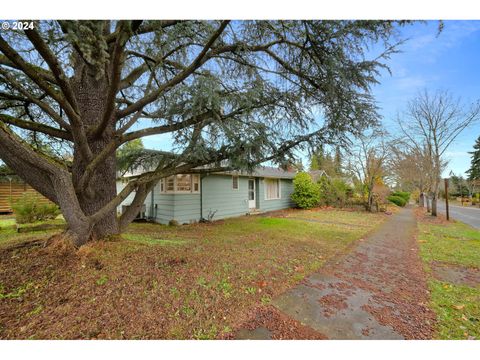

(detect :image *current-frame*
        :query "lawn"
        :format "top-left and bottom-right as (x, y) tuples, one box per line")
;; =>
(417, 211), (480, 340)
(0, 208), (388, 339)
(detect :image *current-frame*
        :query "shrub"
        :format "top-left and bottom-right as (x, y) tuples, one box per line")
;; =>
(387, 195), (407, 207)
(318, 177), (351, 207)
(291, 172), (320, 209)
(11, 194), (60, 224)
(391, 191), (410, 203)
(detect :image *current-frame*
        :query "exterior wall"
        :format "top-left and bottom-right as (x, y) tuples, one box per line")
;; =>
(201, 174), (249, 221)
(117, 174), (295, 224)
(257, 178), (295, 212)
(116, 181), (137, 216)
(150, 182), (201, 224)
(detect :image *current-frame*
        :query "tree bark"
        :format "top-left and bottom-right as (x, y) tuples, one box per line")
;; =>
(426, 195), (431, 212)
(68, 61), (120, 243)
(419, 192), (425, 207)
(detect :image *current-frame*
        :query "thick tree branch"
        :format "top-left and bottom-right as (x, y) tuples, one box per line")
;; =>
(93, 21), (131, 138)
(0, 121), (69, 202)
(24, 28), (79, 114)
(105, 20), (181, 43)
(0, 68), (70, 129)
(0, 54), (56, 83)
(0, 35), (79, 123)
(0, 113), (72, 140)
(117, 21), (230, 119)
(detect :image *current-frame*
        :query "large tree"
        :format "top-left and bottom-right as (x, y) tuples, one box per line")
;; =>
(467, 134), (480, 181)
(398, 90), (480, 216)
(389, 140), (433, 206)
(0, 20), (404, 246)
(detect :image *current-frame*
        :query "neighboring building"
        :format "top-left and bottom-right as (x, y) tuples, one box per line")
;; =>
(308, 169), (329, 182)
(116, 167), (296, 224)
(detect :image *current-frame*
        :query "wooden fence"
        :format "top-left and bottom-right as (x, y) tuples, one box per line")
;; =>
(0, 180), (51, 213)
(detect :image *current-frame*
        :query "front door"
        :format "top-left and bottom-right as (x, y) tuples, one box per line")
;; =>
(248, 179), (256, 209)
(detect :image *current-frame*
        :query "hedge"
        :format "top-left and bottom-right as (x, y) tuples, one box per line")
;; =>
(387, 195), (407, 207)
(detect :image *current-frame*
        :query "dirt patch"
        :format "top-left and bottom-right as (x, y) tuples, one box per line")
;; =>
(431, 262), (480, 287)
(414, 207), (450, 226)
(227, 305), (327, 340)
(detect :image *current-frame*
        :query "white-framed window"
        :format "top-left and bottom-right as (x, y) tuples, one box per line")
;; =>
(160, 174), (200, 194)
(192, 174), (200, 192)
(264, 178), (281, 200)
(176, 174), (191, 192)
(232, 175), (239, 190)
(166, 176), (175, 192)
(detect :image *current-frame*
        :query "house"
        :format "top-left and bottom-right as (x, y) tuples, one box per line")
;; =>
(116, 166), (296, 224)
(308, 169), (329, 182)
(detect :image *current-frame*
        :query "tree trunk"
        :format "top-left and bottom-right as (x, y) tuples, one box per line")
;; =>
(431, 193), (438, 216)
(426, 195), (431, 212)
(419, 192), (425, 207)
(68, 65), (120, 244)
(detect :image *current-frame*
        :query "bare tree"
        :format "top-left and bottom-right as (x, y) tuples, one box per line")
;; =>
(346, 128), (391, 212)
(398, 90), (480, 216)
(389, 140), (434, 206)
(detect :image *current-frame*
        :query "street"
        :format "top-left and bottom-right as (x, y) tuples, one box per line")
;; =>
(436, 202), (480, 229)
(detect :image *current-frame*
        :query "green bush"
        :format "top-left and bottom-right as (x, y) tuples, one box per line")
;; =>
(387, 195), (407, 207)
(11, 194), (60, 224)
(391, 191), (410, 203)
(318, 177), (351, 207)
(291, 172), (320, 209)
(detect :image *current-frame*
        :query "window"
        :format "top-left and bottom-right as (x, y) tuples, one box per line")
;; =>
(232, 175), (239, 190)
(160, 174), (200, 194)
(176, 174), (191, 192)
(166, 176), (175, 192)
(192, 174), (200, 192)
(265, 178), (280, 200)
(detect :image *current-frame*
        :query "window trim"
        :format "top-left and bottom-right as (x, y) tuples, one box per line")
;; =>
(232, 175), (239, 190)
(264, 178), (281, 200)
(160, 174), (200, 194)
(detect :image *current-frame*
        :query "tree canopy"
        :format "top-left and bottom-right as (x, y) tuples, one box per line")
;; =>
(0, 20), (407, 245)
(467, 135), (480, 181)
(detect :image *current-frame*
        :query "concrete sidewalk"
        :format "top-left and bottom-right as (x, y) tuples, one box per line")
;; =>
(237, 207), (435, 339)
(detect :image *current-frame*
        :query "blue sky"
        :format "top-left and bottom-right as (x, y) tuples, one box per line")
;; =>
(372, 20), (480, 177)
(142, 20), (480, 177)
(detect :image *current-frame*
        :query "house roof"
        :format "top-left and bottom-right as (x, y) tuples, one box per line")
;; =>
(308, 169), (329, 181)
(222, 166), (296, 179)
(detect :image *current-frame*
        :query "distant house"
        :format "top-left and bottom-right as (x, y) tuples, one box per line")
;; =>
(308, 169), (329, 182)
(116, 166), (296, 224)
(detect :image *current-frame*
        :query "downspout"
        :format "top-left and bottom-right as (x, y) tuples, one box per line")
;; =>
(150, 184), (155, 221)
(200, 174), (204, 221)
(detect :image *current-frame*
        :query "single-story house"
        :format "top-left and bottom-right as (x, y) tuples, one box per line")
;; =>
(116, 166), (296, 224)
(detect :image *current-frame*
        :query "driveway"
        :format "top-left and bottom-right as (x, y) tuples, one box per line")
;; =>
(436, 202), (480, 229)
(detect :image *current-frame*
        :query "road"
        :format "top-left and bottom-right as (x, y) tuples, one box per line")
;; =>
(436, 202), (480, 229)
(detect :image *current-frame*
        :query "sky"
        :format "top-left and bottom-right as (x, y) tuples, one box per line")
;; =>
(371, 20), (480, 177)
(141, 20), (480, 177)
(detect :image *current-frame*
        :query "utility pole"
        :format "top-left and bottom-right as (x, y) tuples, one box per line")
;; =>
(444, 178), (450, 221)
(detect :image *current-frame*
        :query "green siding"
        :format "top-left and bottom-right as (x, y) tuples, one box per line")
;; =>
(119, 174), (294, 224)
(201, 174), (249, 221)
(258, 178), (295, 212)
(149, 183), (201, 224)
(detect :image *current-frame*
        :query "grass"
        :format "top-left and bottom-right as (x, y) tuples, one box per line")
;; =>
(417, 217), (480, 339)
(0, 208), (389, 339)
